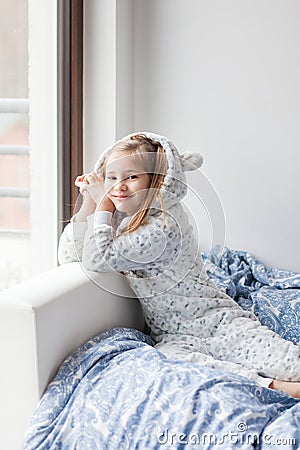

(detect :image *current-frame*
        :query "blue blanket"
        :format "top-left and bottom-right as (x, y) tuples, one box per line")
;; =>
(23, 328), (300, 450)
(203, 246), (300, 344)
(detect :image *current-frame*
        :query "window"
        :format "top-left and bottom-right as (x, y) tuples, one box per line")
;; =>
(0, 1), (84, 292)
(0, 0), (73, 291)
(0, 0), (30, 291)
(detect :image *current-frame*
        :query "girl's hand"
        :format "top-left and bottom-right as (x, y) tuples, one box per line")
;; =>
(97, 195), (115, 214)
(75, 172), (105, 205)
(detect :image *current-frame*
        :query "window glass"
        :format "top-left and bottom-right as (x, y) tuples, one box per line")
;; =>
(0, 0), (29, 291)
(0, 1), (28, 98)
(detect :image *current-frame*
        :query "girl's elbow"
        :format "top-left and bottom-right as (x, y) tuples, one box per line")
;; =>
(82, 252), (111, 273)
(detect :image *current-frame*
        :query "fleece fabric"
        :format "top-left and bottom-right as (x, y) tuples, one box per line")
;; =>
(58, 131), (300, 387)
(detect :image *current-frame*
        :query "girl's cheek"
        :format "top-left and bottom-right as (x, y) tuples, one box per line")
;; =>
(103, 181), (111, 192)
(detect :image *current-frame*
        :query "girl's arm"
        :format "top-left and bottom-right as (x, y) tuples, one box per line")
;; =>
(58, 171), (114, 265)
(73, 191), (96, 222)
(82, 212), (180, 274)
(57, 191), (96, 264)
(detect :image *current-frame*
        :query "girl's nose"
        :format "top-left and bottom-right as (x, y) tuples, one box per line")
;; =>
(114, 180), (127, 191)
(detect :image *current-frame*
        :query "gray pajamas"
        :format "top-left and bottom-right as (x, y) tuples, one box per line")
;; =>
(58, 132), (300, 388)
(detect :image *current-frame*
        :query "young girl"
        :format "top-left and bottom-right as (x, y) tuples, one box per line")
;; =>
(58, 132), (300, 399)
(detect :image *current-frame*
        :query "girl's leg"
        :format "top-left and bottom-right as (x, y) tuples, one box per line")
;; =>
(203, 312), (300, 382)
(156, 338), (300, 399)
(155, 340), (272, 387)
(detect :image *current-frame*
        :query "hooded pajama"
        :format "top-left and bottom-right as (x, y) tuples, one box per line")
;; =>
(58, 132), (300, 388)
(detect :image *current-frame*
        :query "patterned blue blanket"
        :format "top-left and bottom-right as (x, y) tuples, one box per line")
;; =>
(23, 328), (299, 450)
(203, 246), (300, 344)
(23, 249), (300, 449)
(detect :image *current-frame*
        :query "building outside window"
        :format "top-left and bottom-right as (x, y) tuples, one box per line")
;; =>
(0, 0), (30, 291)
(0, 0), (60, 292)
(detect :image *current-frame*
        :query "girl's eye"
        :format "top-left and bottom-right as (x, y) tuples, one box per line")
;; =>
(106, 175), (138, 181)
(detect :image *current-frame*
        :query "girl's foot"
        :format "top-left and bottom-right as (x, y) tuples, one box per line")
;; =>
(270, 380), (300, 399)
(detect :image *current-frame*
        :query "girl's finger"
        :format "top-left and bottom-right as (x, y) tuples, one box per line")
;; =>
(93, 172), (103, 184)
(90, 173), (99, 182)
(75, 174), (88, 186)
(86, 174), (99, 185)
(75, 180), (88, 188)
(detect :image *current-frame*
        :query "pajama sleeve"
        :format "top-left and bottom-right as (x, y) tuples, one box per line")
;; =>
(57, 220), (87, 264)
(57, 212), (112, 265)
(82, 212), (179, 273)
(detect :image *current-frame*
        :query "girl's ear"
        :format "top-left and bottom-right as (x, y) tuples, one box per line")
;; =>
(180, 153), (204, 172)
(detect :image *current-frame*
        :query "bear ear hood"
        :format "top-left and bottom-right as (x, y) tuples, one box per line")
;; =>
(180, 152), (204, 172)
(94, 131), (204, 208)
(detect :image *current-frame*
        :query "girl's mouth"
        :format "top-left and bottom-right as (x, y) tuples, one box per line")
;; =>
(112, 195), (128, 200)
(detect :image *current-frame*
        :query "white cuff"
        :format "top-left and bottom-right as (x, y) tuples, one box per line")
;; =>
(87, 213), (95, 230)
(94, 211), (113, 226)
(86, 212), (112, 232)
(257, 377), (273, 388)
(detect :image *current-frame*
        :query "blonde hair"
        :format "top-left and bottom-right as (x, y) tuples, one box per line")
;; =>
(98, 134), (168, 234)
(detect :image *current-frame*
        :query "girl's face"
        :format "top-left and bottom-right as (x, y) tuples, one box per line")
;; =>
(104, 151), (151, 216)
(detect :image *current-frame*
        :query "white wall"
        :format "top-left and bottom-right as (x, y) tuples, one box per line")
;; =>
(84, 0), (300, 271)
(84, 0), (134, 170)
(134, 0), (300, 271)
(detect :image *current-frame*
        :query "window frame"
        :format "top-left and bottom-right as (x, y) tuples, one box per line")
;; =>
(58, 0), (83, 232)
